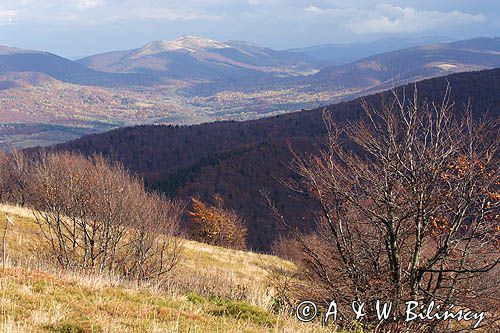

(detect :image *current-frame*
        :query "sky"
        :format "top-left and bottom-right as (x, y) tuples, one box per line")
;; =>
(0, 0), (498, 59)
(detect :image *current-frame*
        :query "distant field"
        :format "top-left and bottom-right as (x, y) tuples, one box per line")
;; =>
(0, 78), (346, 149)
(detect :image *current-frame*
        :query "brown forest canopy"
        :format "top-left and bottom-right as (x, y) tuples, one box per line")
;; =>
(54, 69), (500, 251)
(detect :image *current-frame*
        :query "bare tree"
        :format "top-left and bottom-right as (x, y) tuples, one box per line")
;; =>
(273, 85), (499, 331)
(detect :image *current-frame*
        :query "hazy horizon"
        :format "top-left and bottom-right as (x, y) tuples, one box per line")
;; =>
(0, 1), (499, 59)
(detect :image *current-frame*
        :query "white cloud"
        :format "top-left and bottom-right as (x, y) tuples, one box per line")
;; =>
(304, 5), (321, 14)
(75, 0), (105, 10)
(304, 3), (486, 34)
(0, 1), (490, 30)
(127, 7), (214, 21)
(350, 4), (486, 34)
(0, 0), (219, 23)
(0, 10), (16, 24)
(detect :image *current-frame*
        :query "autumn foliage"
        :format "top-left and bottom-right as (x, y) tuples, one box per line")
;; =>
(188, 195), (247, 250)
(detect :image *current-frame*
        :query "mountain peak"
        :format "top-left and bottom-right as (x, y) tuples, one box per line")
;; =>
(132, 36), (229, 58)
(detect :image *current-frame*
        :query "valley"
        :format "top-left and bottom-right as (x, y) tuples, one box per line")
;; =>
(2, 36), (500, 149)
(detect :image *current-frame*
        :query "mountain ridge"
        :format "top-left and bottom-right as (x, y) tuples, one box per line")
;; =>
(287, 36), (452, 65)
(298, 37), (500, 92)
(77, 36), (322, 79)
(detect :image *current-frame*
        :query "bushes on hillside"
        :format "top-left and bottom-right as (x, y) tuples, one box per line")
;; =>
(188, 195), (247, 250)
(0, 150), (183, 283)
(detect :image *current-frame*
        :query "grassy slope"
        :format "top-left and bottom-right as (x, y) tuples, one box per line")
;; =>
(0, 205), (327, 333)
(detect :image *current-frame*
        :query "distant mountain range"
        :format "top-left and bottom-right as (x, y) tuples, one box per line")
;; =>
(1, 36), (500, 149)
(287, 36), (451, 65)
(301, 37), (500, 93)
(54, 68), (500, 250)
(76, 36), (500, 96)
(2, 36), (499, 94)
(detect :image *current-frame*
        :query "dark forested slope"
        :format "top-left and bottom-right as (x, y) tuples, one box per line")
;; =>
(55, 68), (500, 250)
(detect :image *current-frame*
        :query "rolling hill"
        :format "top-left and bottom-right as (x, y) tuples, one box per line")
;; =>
(78, 36), (500, 95)
(0, 45), (158, 87)
(181, 37), (500, 108)
(54, 68), (500, 250)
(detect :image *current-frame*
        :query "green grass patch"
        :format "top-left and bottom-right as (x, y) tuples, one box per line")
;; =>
(44, 323), (88, 333)
(187, 292), (206, 305)
(209, 298), (274, 327)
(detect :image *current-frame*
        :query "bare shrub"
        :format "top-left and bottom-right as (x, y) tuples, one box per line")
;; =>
(119, 191), (183, 283)
(0, 150), (9, 202)
(27, 151), (182, 283)
(271, 86), (499, 331)
(7, 150), (33, 206)
(0, 150), (33, 205)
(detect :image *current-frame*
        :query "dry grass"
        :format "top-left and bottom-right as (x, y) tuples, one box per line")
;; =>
(0, 205), (332, 333)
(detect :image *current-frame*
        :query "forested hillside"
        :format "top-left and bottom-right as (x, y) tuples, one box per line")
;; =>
(55, 68), (500, 250)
